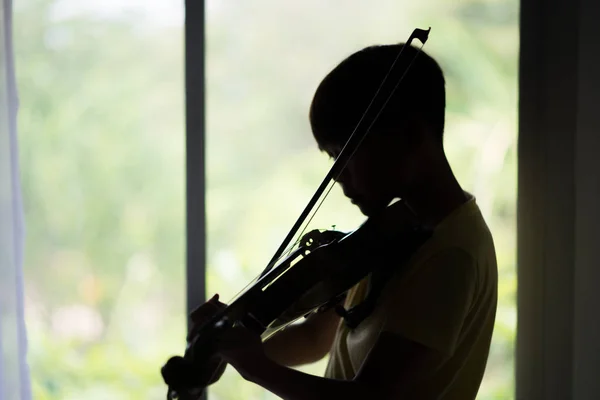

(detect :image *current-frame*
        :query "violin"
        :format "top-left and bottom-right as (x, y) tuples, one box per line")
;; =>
(161, 27), (432, 400)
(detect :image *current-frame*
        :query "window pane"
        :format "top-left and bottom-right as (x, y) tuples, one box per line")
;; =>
(16, 0), (185, 398)
(206, 1), (517, 399)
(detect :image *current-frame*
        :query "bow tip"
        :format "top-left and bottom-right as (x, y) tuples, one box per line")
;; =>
(411, 27), (431, 44)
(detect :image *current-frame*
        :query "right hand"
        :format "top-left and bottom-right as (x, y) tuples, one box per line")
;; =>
(187, 294), (228, 387)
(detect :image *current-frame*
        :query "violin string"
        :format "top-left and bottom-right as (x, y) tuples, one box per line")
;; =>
(278, 42), (427, 260)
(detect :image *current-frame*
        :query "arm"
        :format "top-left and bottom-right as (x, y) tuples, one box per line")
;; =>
(263, 307), (341, 366)
(186, 294), (341, 388)
(241, 331), (446, 400)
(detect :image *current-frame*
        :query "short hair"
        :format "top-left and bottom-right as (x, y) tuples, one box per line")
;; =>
(309, 43), (446, 149)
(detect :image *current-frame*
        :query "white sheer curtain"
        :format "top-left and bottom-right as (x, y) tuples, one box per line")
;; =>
(0, 0), (32, 399)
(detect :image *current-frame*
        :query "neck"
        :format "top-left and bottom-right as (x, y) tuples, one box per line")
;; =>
(401, 156), (468, 227)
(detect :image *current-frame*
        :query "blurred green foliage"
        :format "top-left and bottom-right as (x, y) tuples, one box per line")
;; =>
(15, 0), (517, 398)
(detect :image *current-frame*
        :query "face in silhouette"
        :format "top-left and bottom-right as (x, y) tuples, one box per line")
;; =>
(319, 128), (421, 216)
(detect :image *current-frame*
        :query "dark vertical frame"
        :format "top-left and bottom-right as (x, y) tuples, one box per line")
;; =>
(517, 0), (577, 398)
(518, 0), (600, 398)
(185, 0), (206, 320)
(185, 3), (207, 398)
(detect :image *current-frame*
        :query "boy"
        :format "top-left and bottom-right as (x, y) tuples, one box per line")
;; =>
(192, 42), (498, 400)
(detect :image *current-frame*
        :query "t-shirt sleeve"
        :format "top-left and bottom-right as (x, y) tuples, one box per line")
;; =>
(380, 247), (478, 356)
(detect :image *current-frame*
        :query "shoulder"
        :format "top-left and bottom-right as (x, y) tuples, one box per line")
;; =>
(407, 197), (497, 283)
(402, 247), (479, 295)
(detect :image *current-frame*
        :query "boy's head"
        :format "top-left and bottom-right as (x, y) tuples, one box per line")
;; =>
(309, 43), (447, 216)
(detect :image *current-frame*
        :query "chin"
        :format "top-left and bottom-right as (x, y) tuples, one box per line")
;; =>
(354, 202), (378, 217)
(357, 206), (371, 217)
(360, 196), (397, 216)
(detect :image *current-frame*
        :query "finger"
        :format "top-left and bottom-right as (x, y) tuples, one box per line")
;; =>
(187, 314), (220, 341)
(207, 358), (226, 384)
(193, 294), (227, 313)
(187, 324), (202, 342)
(190, 294), (221, 321)
(190, 301), (228, 328)
(188, 301), (228, 341)
(192, 294), (218, 311)
(190, 303), (220, 324)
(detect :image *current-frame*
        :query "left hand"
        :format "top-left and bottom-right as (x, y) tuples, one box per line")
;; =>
(215, 325), (267, 378)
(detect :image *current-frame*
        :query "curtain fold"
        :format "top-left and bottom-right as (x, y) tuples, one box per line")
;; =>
(1, 0), (32, 399)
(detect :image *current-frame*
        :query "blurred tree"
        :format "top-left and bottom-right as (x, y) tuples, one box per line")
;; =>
(15, 0), (186, 398)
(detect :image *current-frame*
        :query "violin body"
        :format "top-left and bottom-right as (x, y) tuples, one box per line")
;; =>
(161, 200), (433, 399)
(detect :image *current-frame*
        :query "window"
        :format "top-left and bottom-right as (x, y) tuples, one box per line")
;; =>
(16, 0), (185, 398)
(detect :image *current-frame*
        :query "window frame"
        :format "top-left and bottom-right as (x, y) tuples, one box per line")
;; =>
(185, 0), (206, 320)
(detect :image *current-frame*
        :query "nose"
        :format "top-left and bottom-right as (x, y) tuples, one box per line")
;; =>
(332, 163), (357, 199)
